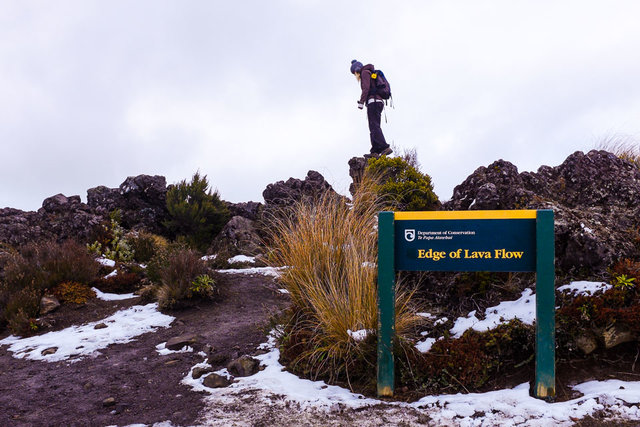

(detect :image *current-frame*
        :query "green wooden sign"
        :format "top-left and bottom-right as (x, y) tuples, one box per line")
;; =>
(377, 210), (555, 400)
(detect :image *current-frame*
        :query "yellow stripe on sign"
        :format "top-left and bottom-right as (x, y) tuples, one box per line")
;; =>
(394, 210), (538, 220)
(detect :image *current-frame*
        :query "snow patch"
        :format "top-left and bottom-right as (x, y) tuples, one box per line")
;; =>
(216, 267), (285, 277)
(228, 255), (256, 264)
(347, 329), (371, 342)
(97, 257), (116, 267)
(184, 333), (378, 409)
(0, 303), (174, 362)
(191, 331), (640, 425)
(92, 287), (138, 301)
(156, 342), (194, 355)
(433, 317), (449, 326)
(417, 312), (436, 320)
(450, 288), (535, 338)
(558, 281), (612, 296)
(415, 337), (437, 353)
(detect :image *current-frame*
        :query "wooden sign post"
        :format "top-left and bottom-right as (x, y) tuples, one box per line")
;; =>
(377, 210), (555, 399)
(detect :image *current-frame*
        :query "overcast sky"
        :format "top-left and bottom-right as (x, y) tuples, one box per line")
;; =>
(1, 1), (639, 211)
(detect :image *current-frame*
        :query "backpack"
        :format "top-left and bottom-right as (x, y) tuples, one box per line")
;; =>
(370, 69), (391, 100)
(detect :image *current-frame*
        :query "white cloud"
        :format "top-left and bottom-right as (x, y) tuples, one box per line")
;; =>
(1, 1), (640, 209)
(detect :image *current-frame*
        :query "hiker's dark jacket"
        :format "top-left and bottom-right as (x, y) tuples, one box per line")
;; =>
(358, 64), (384, 105)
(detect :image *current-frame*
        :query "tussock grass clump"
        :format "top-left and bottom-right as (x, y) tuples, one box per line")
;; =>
(597, 135), (640, 168)
(266, 171), (424, 387)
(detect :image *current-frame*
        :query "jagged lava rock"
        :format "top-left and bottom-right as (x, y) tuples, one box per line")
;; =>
(225, 201), (262, 221)
(214, 215), (262, 255)
(262, 170), (336, 207)
(88, 174), (168, 233)
(0, 174), (168, 247)
(445, 150), (640, 274)
(348, 156), (368, 196)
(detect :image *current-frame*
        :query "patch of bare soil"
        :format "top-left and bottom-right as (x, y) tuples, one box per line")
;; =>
(0, 273), (289, 427)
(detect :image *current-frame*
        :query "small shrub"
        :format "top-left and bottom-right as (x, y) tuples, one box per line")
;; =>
(3, 284), (41, 336)
(88, 210), (134, 262)
(366, 156), (439, 211)
(91, 272), (142, 294)
(128, 231), (168, 263)
(190, 274), (216, 297)
(614, 274), (636, 289)
(51, 282), (96, 305)
(157, 248), (213, 310)
(163, 172), (231, 252)
(3, 240), (99, 293)
(556, 266), (640, 357)
(611, 259), (640, 282)
(146, 247), (169, 285)
(407, 319), (535, 393)
(7, 308), (39, 337)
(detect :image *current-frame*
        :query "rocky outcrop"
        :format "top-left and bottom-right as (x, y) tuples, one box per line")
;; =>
(226, 201), (262, 221)
(262, 170), (337, 208)
(445, 150), (640, 274)
(0, 208), (45, 246)
(0, 175), (169, 247)
(87, 175), (168, 233)
(214, 216), (262, 255)
(0, 195), (103, 247)
(348, 156), (368, 196)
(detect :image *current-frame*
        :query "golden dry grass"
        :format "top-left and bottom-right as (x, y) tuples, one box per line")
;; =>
(597, 134), (640, 168)
(265, 170), (424, 378)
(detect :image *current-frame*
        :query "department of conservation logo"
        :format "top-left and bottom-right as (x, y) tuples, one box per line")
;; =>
(404, 229), (416, 242)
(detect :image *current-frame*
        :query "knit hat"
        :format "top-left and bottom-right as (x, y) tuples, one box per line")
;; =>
(350, 59), (363, 74)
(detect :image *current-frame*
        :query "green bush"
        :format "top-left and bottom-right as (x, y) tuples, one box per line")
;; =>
(157, 248), (216, 310)
(366, 156), (439, 211)
(128, 231), (168, 263)
(3, 284), (41, 336)
(87, 210), (134, 262)
(406, 319), (535, 393)
(164, 172), (231, 252)
(4, 240), (100, 293)
(0, 240), (100, 335)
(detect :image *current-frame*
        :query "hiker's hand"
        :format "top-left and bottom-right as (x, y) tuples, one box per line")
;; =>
(357, 102), (364, 110)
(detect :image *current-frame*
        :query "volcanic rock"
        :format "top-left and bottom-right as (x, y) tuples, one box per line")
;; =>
(444, 150), (640, 275)
(202, 373), (232, 388)
(227, 355), (260, 377)
(40, 296), (61, 316)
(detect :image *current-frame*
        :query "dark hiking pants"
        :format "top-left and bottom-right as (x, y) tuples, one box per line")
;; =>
(367, 101), (389, 153)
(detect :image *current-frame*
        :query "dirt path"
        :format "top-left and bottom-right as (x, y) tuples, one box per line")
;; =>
(0, 273), (289, 427)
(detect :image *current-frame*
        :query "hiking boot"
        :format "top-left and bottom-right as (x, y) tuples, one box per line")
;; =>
(379, 147), (393, 156)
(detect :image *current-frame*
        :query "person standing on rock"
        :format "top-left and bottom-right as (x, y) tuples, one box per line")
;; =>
(350, 59), (392, 157)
